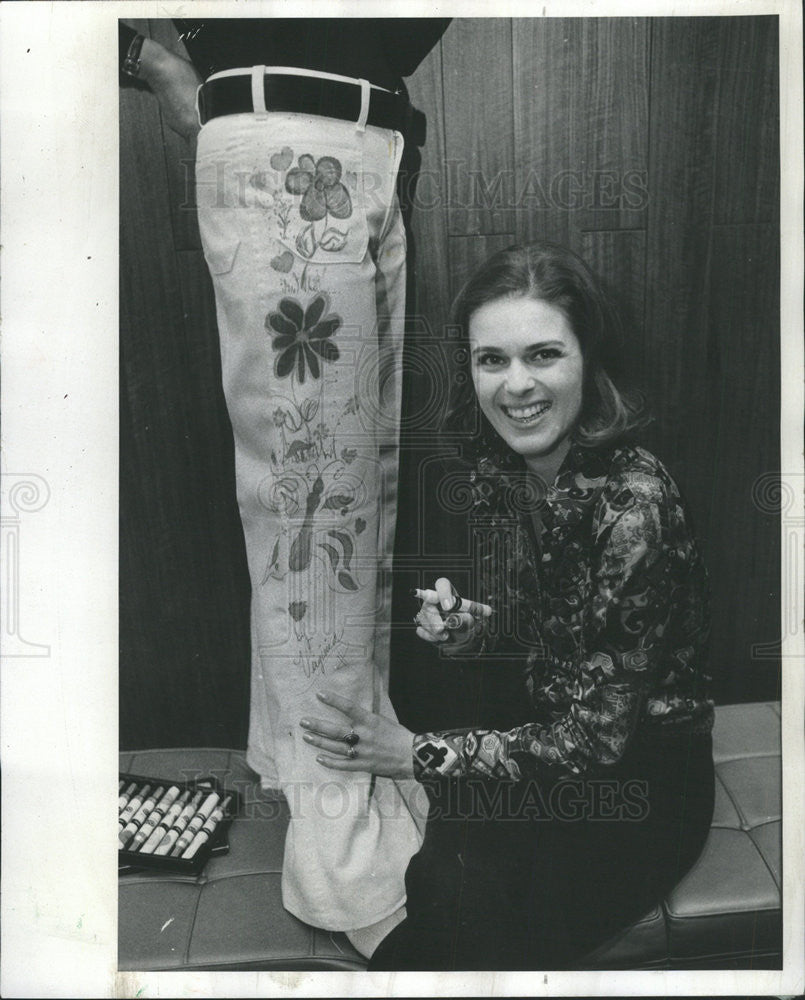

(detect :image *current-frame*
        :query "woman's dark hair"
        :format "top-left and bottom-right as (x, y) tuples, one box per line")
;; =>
(446, 241), (648, 459)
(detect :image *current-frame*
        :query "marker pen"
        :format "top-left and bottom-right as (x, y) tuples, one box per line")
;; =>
(119, 784), (166, 848)
(153, 791), (203, 856)
(119, 783), (155, 828)
(170, 792), (220, 856)
(128, 785), (181, 851)
(412, 587), (449, 605)
(139, 790), (191, 854)
(118, 781), (137, 811)
(411, 589), (494, 618)
(181, 795), (233, 859)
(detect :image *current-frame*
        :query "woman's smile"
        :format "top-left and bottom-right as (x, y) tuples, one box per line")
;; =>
(469, 295), (584, 480)
(500, 400), (552, 423)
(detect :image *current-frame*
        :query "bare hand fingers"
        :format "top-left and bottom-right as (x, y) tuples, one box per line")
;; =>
(412, 588), (442, 607)
(434, 577), (458, 612)
(298, 715), (350, 740)
(315, 690), (366, 723)
(415, 601), (447, 629)
(416, 624), (449, 644)
(301, 731), (354, 756)
(315, 753), (365, 772)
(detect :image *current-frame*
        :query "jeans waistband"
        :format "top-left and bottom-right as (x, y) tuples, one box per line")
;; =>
(197, 67), (426, 145)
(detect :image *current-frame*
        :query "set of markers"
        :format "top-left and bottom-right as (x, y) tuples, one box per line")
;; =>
(118, 773), (237, 873)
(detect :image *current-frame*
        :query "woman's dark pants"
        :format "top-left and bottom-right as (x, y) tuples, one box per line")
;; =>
(370, 732), (715, 971)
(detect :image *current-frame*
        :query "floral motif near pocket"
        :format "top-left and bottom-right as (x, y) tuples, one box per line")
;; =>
(248, 146), (369, 266)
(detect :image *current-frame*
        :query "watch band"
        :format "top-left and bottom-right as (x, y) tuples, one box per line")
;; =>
(122, 33), (145, 78)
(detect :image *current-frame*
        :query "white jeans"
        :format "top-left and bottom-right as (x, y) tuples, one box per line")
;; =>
(195, 69), (426, 930)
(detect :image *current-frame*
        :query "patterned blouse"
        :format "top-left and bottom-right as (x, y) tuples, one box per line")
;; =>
(412, 442), (714, 784)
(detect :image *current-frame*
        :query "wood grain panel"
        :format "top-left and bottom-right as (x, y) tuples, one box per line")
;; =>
(120, 79), (250, 749)
(702, 223), (780, 700)
(713, 16), (779, 225)
(390, 35), (453, 724)
(173, 249), (251, 580)
(448, 233), (516, 301)
(513, 18), (649, 248)
(173, 250), (229, 438)
(119, 90), (188, 456)
(149, 18), (203, 251)
(581, 229), (647, 388)
(643, 16), (780, 700)
(407, 31), (451, 343)
(642, 17), (723, 477)
(442, 19), (516, 235)
(120, 74), (196, 747)
(403, 28), (455, 443)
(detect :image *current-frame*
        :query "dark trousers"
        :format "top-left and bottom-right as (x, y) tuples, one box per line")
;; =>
(370, 731), (715, 971)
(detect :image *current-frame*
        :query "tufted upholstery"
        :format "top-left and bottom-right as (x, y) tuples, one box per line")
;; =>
(119, 702), (782, 970)
(583, 701), (782, 969)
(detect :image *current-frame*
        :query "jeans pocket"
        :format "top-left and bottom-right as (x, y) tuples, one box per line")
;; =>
(268, 141), (370, 267)
(203, 239), (241, 276)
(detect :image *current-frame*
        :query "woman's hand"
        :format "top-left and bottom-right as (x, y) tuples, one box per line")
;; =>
(414, 577), (492, 656)
(299, 691), (415, 780)
(138, 38), (203, 142)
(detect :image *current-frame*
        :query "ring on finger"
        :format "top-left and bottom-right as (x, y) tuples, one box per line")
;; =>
(346, 746), (358, 759)
(343, 729), (360, 747)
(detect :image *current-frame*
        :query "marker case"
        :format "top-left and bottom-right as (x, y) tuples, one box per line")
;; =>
(118, 771), (240, 875)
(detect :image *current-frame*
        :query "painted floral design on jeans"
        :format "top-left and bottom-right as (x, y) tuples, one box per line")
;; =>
(285, 154), (353, 257)
(266, 294), (341, 384)
(262, 293), (368, 633)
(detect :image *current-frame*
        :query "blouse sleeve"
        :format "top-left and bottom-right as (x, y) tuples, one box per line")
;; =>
(412, 488), (683, 783)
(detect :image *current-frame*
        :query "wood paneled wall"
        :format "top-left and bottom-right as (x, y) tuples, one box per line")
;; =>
(120, 17), (780, 749)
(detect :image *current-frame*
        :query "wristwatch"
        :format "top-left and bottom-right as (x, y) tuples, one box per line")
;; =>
(122, 33), (145, 79)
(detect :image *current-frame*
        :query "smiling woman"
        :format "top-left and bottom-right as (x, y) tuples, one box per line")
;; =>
(308, 241), (716, 970)
(448, 241), (649, 478)
(468, 296), (585, 484)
